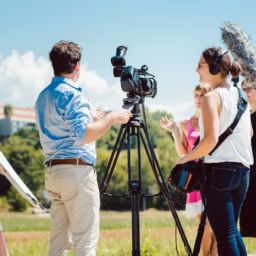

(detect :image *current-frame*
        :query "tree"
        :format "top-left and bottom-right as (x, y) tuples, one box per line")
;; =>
(14, 127), (42, 149)
(7, 187), (28, 212)
(0, 130), (45, 199)
(96, 125), (119, 149)
(3, 104), (13, 118)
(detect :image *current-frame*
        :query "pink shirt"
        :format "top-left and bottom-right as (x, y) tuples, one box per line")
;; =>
(187, 119), (200, 151)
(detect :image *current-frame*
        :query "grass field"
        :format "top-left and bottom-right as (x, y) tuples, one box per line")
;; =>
(0, 209), (255, 255)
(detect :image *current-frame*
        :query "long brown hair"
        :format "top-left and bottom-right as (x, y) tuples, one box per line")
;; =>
(202, 47), (241, 78)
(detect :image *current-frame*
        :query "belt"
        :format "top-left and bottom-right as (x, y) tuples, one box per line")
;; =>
(204, 162), (246, 169)
(45, 158), (94, 167)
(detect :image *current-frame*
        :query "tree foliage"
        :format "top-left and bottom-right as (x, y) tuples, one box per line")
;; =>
(7, 186), (28, 212)
(0, 128), (45, 211)
(3, 104), (13, 118)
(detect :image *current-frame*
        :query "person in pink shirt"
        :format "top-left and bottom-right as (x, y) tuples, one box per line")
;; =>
(160, 84), (217, 256)
(0, 224), (8, 256)
(0, 167), (9, 256)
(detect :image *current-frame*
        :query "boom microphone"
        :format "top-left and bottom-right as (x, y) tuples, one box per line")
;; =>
(221, 22), (256, 82)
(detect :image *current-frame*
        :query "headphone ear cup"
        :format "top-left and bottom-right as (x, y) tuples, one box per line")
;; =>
(209, 64), (220, 75)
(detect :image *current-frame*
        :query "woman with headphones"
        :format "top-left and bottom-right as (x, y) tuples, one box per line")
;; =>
(176, 47), (253, 255)
(160, 84), (217, 256)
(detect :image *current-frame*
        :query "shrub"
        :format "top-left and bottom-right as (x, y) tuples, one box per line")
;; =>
(7, 187), (28, 212)
(0, 196), (9, 211)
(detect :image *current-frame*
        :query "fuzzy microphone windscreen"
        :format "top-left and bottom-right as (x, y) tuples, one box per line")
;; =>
(221, 22), (256, 83)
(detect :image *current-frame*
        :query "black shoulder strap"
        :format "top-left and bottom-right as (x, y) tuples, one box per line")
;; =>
(193, 137), (200, 148)
(208, 86), (248, 155)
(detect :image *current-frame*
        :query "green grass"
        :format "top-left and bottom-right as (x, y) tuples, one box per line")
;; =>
(0, 209), (196, 231)
(0, 212), (51, 231)
(0, 209), (255, 256)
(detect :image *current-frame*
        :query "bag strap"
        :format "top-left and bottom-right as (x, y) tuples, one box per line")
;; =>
(208, 86), (248, 155)
(193, 137), (200, 148)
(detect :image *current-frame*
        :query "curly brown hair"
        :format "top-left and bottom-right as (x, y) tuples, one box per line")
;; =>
(49, 40), (82, 76)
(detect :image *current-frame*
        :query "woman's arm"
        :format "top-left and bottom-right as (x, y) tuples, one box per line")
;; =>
(160, 117), (189, 156)
(177, 121), (189, 155)
(177, 92), (220, 164)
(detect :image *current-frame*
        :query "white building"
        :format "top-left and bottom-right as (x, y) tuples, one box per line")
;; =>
(0, 105), (35, 137)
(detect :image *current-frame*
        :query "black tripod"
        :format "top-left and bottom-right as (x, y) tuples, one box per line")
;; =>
(99, 99), (192, 256)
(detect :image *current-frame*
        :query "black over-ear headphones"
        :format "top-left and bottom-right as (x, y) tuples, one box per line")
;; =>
(209, 51), (228, 75)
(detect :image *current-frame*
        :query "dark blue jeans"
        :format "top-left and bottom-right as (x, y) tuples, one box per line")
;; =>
(201, 162), (250, 256)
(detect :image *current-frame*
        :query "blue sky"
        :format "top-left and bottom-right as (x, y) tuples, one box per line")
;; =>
(0, 0), (256, 120)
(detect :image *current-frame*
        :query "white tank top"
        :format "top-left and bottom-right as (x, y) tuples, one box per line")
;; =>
(199, 85), (253, 167)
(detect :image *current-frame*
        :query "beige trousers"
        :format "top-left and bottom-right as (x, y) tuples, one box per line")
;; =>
(45, 164), (100, 256)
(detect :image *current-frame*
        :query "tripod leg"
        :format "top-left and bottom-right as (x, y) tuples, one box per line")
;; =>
(99, 121), (143, 256)
(128, 126), (141, 256)
(140, 123), (192, 256)
(130, 181), (141, 256)
(192, 210), (207, 256)
(99, 125), (128, 195)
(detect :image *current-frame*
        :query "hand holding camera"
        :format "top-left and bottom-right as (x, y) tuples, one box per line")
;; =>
(91, 108), (107, 121)
(107, 109), (132, 125)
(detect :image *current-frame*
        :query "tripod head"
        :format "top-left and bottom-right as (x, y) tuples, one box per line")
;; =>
(122, 95), (144, 126)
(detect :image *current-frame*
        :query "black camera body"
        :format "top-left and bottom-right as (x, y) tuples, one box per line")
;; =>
(111, 46), (157, 99)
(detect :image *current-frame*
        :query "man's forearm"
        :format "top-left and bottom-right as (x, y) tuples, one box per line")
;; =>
(82, 115), (114, 144)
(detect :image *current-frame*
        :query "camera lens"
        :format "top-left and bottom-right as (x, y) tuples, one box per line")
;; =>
(111, 46), (127, 67)
(116, 46), (127, 58)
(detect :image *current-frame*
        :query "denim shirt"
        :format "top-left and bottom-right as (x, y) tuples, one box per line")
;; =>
(35, 77), (96, 165)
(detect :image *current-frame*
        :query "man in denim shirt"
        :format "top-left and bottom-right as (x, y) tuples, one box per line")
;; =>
(35, 40), (131, 256)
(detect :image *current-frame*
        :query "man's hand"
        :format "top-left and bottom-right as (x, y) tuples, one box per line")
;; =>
(91, 108), (106, 121)
(83, 109), (132, 144)
(107, 109), (132, 124)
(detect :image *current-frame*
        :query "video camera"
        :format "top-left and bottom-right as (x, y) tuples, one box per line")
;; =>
(111, 46), (157, 99)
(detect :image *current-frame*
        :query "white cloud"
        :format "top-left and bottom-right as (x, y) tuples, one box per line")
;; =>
(0, 51), (51, 106)
(79, 65), (109, 94)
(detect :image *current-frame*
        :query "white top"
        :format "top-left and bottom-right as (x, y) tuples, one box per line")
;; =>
(199, 85), (253, 167)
